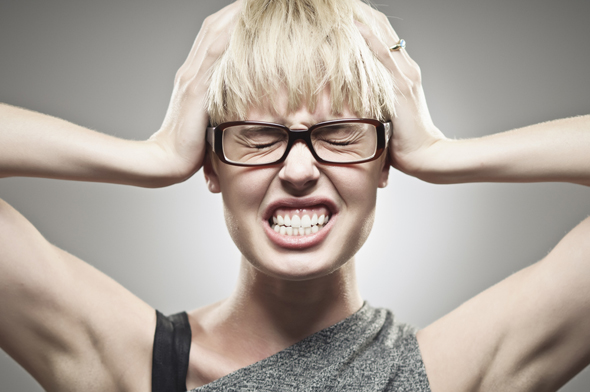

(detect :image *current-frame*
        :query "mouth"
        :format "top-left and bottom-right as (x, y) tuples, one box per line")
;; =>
(263, 198), (337, 249)
(269, 206), (331, 236)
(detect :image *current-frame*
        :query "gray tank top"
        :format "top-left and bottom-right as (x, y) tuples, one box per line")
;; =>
(153, 302), (431, 391)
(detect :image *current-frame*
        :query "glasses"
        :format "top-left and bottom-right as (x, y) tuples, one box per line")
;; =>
(206, 119), (392, 166)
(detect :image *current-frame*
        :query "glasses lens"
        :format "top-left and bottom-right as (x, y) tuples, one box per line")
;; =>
(222, 124), (288, 164)
(311, 122), (378, 163)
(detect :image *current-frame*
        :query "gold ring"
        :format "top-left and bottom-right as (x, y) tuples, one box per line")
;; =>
(389, 39), (406, 51)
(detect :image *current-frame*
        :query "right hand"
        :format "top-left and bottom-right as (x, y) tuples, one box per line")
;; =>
(148, 1), (242, 182)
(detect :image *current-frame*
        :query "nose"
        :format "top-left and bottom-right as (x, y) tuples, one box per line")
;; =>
(278, 140), (320, 192)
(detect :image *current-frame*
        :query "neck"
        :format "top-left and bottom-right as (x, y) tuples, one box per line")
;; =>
(222, 256), (363, 345)
(185, 257), (363, 387)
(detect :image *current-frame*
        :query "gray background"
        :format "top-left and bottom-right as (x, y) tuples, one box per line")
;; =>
(1, 0), (589, 390)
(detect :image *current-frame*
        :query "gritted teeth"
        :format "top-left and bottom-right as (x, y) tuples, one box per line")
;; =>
(269, 206), (331, 236)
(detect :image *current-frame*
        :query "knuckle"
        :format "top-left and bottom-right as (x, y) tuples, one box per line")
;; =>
(202, 15), (215, 27)
(380, 47), (392, 60)
(409, 63), (422, 81)
(397, 75), (419, 96)
(174, 68), (186, 84)
(174, 70), (192, 87)
(203, 45), (217, 58)
(206, 41), (227, 58)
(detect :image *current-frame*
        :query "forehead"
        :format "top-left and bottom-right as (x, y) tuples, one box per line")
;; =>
(245, 87), (358, 125)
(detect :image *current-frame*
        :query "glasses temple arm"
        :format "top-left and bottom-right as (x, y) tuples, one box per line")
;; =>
(206, 127), (215, 152)
(384, 122), (393, 143)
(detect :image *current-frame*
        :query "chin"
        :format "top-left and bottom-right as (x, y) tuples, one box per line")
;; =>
(237, 231), (363, 282)
(250, 253), (349, 281)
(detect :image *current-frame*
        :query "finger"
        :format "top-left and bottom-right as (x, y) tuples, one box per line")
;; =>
(356, 13), (421, 89)
(370, 12), (416, 74)
(182, 1), (241, 72)
(354, 20), (406, 79)
(360, 6), (419, 73)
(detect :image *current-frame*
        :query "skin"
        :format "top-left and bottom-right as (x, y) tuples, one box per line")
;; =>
(0, 1), (589, 391)
(191, 91), (389, 387)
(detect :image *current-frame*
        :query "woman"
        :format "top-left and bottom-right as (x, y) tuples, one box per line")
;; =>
(1, 0), (589, 391)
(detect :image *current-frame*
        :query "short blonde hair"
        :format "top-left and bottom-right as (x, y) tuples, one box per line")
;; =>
(207, 0), (396, 125)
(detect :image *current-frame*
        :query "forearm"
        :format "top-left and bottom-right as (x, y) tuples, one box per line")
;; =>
(0, 104), (183, 187)
(417, 115), (590, 186)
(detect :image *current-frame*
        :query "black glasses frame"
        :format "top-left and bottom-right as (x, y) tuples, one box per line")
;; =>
(206, 118), (392, 167)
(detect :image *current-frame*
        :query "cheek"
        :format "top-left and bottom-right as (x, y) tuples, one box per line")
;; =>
(218, 166), (276, 234)
(330, 163), (382, 243)
(327, 164), (381, 208)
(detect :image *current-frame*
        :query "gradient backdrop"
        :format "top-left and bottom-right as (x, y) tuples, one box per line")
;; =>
(1, 0), (589, 390)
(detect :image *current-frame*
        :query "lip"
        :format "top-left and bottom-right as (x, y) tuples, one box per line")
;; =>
(262, 196), (338, 250)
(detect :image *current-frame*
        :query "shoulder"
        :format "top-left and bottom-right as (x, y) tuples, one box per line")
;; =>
(0, 199), (157, 391)
(344, 304), (431, 391)
(417, 217), (590, 392)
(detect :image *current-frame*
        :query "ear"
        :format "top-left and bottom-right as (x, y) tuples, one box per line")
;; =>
(378, 153), (391, 188)
(203, 150), (222, 194)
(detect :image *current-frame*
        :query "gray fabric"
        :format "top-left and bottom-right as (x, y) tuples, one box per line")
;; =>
(190, 302), (431, 391)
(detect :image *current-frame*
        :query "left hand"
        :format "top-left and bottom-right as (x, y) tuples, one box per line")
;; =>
(355, 8), (447, 180)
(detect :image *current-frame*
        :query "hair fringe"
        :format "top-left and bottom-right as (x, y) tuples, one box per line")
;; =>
(207, 0), (397, 125)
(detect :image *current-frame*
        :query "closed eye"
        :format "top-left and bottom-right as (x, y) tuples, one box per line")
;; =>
(251, 141), (282, 149)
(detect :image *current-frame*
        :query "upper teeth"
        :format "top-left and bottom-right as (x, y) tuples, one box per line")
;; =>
(272, 213), (328, 228)
(271, 213), (329, 235)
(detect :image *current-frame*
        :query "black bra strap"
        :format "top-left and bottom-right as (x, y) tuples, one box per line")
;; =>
(152, 310), (192, 392)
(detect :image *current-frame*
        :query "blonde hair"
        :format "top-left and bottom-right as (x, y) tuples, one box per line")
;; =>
(207, 0), (397, 125)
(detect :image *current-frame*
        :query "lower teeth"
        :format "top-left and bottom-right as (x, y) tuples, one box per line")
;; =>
(272, 222), (326, 236)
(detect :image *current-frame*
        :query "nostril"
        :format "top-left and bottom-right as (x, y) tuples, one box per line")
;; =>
(278, 143), (320, 188)
(279, 163), (320, 187)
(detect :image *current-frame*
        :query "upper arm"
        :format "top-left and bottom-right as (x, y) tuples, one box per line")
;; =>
(0, 198), (156, 391)
(417, 216), (590, 392)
